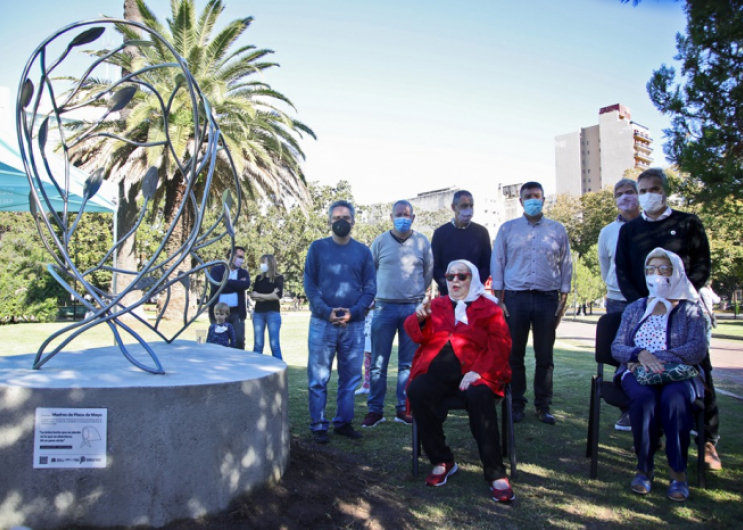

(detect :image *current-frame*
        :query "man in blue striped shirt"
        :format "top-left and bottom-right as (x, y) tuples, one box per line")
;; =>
(490, 182), (572, 425)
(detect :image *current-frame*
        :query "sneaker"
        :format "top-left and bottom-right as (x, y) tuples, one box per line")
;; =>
(425, 461), (458, 487)
(614, 411), (631, 432)
(536, 408), (556, 425)
(704, 442), (722, 471)
(334, 423), (363, 439)
(490, 478), (516, 502)
(313, 430), (329, 444)
(354, 386), (370, 396)
(394, 410), (413, 425)
(362, 412), (386, 428)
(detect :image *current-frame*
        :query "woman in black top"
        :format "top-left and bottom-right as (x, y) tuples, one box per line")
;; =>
(250, 254), (284, 359)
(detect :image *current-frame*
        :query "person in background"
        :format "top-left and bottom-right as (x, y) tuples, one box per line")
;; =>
(598, 178), (641, 432)
(251, 254), (284, 360)
(206, 302), (236, 348)
(209, 246), (250, 350)
(699, 280), (720, 330)
(304, 200), (377, 443)
(431, 190), (491, 296)
(354, 305), (374, 396)
(491, 181), (572, 425)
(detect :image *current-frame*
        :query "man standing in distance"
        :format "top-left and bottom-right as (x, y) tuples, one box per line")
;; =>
(363, 200), (434, 428)
(491, 182), (572, 425)
(209, 246), (250, 349)
(615, 167), (721, 470)
(431, 190), (491, 295)
(304, 200), (377, 444)
(597, 178), (641, 431)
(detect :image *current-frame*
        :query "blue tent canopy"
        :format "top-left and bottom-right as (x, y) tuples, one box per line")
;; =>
(0, 129), (116, 213)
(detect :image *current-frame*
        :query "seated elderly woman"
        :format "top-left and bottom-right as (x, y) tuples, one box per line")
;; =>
(612, 248), (708, 502)
(404, 259), (514, 502)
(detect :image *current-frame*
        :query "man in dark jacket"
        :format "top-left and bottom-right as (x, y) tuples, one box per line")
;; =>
(209, 246), (251, 349)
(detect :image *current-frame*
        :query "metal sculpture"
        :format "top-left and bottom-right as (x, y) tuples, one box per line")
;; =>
(16, 19), (241, 374)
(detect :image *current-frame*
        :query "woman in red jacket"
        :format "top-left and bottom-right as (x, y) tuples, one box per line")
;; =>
(405, 259), (514, 502)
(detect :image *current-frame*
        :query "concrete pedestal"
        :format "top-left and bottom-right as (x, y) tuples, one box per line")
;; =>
(0, 341), (288, 529)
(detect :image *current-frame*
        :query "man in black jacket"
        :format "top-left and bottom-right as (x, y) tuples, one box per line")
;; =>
(209, 246), (251, 349)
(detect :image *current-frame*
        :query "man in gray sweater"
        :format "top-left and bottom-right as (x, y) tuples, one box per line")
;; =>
(363, 200), (434, 428)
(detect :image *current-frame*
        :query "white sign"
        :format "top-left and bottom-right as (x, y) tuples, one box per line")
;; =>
(33, 408), (108, 469)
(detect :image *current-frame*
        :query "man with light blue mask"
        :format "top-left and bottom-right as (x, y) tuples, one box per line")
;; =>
(362, 200), (434, 428)
(491, 181), (572, 425)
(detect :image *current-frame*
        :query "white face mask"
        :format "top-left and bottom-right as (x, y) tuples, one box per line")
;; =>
(233, 257), (244, 268)
(639, 192), (665, 214)
(646, 274), (673, 299)
(260, 263), (269, 273)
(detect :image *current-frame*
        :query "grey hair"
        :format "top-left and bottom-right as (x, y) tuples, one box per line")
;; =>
(637, 168), (669, 194)
(452, 190), (473, 206)
(392, 200), (414, 215)
(613, 178), (638, 196)
(328, 200), (355, 221)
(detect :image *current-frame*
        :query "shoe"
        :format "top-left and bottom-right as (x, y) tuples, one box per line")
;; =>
(614, 411), (631, 432)
(490, 478), (516, 502)
(536, 409), (556, 425)
(354, 386), (370, 396)
(334, 423), (363, 439)
(667, 479), (689, 502)
(394, 410), (413, 425)
(362, 412), (386, 428)
(704, 442), (722, 471)
(630, 472), (653, 495)
(425, 461), (458, 487)
(313, 430), (329, 444)
(512, 410), (525, 423)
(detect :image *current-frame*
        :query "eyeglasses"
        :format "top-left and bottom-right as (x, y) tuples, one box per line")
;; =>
(645, 265), (673, 276)
(445, 273), (472, 281)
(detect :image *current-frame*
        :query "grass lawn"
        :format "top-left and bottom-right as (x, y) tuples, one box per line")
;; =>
(2, 312), (742, 528)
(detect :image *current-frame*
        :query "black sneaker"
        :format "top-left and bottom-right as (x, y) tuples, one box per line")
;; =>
(334, 423), (363, 439)
(313, 430), (329, 444)
(512, 410), (525, 423)
(536, 409), (556, 425)
(614, 411), (631, 432)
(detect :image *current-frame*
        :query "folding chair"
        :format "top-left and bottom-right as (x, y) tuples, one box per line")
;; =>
(412, 383), (517, 479)
(586, 312), (706, 487)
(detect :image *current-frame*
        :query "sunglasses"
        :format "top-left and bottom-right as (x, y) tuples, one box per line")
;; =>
(445, 273), (472, 282)
(645, 265), (673, 276)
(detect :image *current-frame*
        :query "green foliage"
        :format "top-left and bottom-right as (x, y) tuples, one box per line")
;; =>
(647, 1), (743, 203)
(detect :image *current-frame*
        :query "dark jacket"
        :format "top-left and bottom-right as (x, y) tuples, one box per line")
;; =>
(208, 264), (251, 320)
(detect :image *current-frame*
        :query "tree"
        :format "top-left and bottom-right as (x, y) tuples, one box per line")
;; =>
(647, 1), (743, 203)
(568, 247), (606, 316)
(69, 0), (314, 317)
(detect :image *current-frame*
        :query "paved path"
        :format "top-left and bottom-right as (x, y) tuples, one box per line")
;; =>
(556, 319), (743, 398)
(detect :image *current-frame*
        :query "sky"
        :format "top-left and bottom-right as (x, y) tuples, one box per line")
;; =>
(0, 0), (688, 204)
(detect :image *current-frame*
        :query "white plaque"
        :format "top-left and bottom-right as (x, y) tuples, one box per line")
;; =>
(33, 408), (108, 469)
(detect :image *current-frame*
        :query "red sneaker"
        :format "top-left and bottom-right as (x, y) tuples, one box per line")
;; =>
(490, 478), (515, 502)
(425, 461), (458, 487)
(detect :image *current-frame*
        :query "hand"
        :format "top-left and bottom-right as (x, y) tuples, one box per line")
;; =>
(273, 288), (280, 295)
(415, 295), (431, 322)
(555, 295), (567, 329)
(627, 362), (640, 372)
(638, 350), (664, 374)
(498, 301), (509, 318)
(459, 371), (481, 391)
(330, 308), (351, 326)
(250, 291), (260, 300)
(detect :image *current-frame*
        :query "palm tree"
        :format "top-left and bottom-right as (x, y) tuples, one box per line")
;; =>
(68, 0), (315, 318)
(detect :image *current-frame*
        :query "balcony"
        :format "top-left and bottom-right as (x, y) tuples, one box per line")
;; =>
(633, 130), (653, 142)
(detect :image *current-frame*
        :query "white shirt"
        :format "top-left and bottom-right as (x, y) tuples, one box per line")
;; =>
(218, 269), (239, 307)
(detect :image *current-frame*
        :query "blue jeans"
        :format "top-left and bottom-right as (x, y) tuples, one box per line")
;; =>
(368, 302), (417, 414)
(253, 311), (282, 359)
(605, 298), (629, 314)
(307, 316), (364, 432)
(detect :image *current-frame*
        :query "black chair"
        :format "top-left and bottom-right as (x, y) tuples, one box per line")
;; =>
(412, 383), (517, 479)
(586, 312), (706, 488)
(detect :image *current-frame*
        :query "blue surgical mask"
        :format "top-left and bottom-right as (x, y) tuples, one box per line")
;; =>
(523, 199), (543, 217)
(393, 217), (412, 233)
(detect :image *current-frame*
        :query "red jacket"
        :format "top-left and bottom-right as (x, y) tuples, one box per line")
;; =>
(404, 296), (512, 399)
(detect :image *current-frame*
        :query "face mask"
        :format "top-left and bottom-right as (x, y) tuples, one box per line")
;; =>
(260, 263), (269, 273)
(639, 192), (665, 214)
(332, 219), (352, 238)
(393, 217), (412, 233)
(523, 198), (543, 217)
(616, 194), (639, 211)
(233, 257), (244, 267)
(456, 208), (473, 224)
(646, 273), (673, 299)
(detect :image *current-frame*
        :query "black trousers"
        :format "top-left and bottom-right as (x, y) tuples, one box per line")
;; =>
(700, 352), (720, 444)
(407, 347), (506, 481)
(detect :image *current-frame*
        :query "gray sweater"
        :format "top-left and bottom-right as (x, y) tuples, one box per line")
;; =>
(371, 231), (433, 302)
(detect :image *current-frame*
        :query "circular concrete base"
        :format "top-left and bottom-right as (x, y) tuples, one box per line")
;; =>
(0, 341), (288, 529)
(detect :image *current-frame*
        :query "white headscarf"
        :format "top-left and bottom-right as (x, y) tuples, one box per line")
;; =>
(447, 259), (499, 325)
(642, 248), (699, 320)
